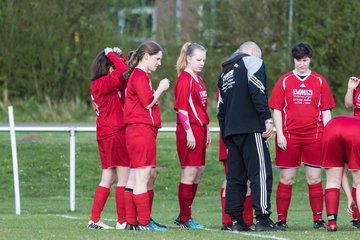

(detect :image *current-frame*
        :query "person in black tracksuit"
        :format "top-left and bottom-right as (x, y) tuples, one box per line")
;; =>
(217, 41), (278, 232)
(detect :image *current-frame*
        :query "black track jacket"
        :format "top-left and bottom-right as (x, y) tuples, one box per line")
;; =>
(217, 51), (272, 144)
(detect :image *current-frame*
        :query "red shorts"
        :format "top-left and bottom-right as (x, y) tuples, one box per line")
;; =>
(322, 116), (360, 170)
(126, 123), (158, 168)
(219, 132), (228, 161)
(176, 124), (207, 167)
(275, 134), (322, 168)
(97, 128), (130, 169)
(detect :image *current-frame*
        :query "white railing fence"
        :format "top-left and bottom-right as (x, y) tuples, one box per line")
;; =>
(1, 106), (219, 215)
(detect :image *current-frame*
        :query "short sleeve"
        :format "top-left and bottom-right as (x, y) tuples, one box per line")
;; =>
(134, 75), (154, 108)
(269, 78), (285, 110)
(320, 78), (336, 111)
(174, 74), (190, 111)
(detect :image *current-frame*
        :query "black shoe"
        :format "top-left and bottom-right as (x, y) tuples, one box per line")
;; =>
(255, 218), (279, 232)
(221, 224), (231, 231)
(231, 220), (251, 232)
(174, 215), (180, 226)
(275, 220), (288, 231)
(124, 223), (138, 230)
(351, 219), (360, 229)
(150, 218), (167, 229)
(313, 219), (326, 229)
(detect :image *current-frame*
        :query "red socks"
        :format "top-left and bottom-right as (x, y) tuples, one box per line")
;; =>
(179, 183), (193, 223)
(220, 187), (232, 226)
(352, 187), (360, 220)
(276, 182), (292, 222)
(133, 192), (150, 226)
(148, 189), (154, 214)
(124, 189), (137, 225)
(243, 195), (253, 226)
(115, 186), (126, 224)
(308, 182), (324, 221)
(90, 186), (110, 222)
(325, 188), (340, 227)
(192, 183), (198, 204)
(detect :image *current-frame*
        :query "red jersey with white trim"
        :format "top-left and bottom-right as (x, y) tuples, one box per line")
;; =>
(124, 68), (161, 128)
(269, 70), (335, 138)
(353, 75), (360, 116)
(90, 52), (127, 140)
(174, 71), (209, 126)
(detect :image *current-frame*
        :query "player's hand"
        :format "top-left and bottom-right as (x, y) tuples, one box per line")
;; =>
(277, 133), (287, 150)
(262, 122), (273, 140)
(187, 132), (196, 150)
(159, 78), (170, 92)
(346, 198), (356, 216)
(113, 47), (122, 55)
(348, 76), (359, 90)
(104, 47), (112, 55)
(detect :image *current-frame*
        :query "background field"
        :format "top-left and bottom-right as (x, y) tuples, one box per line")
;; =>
(0, 131), (359, 240)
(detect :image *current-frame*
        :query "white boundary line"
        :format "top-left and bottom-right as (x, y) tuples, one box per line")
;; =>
(54, 214), (289, 240)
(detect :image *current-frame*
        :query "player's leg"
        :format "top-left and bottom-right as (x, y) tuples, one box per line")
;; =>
(305, 165), (325, 229)
(325, 167), (343, 232)
(88, 168), (116, 229)
(115, 166), (129, 229)
(275, 168), (296, 229)
(226, 134), (250, 231)
(351, 184), (360, 228)
(124, 169), (138, 230)
(243, 181), (254, 227)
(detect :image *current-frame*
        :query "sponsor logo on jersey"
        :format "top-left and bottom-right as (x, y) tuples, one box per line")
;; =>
(293, 89), (313, 96)
(200, 90), (207, 107)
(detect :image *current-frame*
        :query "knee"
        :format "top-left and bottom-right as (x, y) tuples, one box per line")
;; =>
(306, 174), (321, 185)
(280, 174), (295, 185)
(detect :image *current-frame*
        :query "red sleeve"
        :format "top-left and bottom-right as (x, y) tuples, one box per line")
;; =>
(174, 74), (190, 111)
(107, 52), (127, 73)
(134, 75), (154, 108)
(269, 78), (285, 110)
(320, 78), (336, 111)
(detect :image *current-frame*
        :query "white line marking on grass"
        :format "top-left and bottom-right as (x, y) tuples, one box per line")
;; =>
(203, 228), (289, 240)
(55, 214), (82, 220)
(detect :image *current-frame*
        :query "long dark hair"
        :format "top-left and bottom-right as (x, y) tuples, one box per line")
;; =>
(90, 50), (114, 81)
(124, 41), (163, 80)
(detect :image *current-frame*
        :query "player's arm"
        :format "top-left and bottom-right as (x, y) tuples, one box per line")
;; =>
(345, 76), (359, 109)
(341, 164), (355, 216)
(246, 57), (273, 138)
(177, 109), (196, 150)
(322, 110), (332, 126)
(273, 109), (286, 150)
(145, 78), (170, 109)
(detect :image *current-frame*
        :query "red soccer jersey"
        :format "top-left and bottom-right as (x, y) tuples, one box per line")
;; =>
(174, 71), (209, 126)
(353, 75), (360, 116)
(269, 70), (336, 138)
(124, 68), (161, 128)
(90, 52), (127, 140)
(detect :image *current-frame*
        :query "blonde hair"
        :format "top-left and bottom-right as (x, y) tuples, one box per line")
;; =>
(176, 42), (206, 76)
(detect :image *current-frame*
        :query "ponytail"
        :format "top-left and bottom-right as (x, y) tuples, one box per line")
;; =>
(176, 42), (191, 76)
(124, 50), (139, 80)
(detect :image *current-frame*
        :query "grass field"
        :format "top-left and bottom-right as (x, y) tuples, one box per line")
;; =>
(0, 131), (359, 239)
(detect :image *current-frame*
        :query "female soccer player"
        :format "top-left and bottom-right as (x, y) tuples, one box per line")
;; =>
(322, 116), (360, 231)
(269, 42), (335, 230)
(123, 41), (170, 231)
(88, 47), (129, 230)
(173, 42), (210, 229)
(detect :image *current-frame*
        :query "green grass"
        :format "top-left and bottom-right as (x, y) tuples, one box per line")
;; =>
(0, 132), (359, 239)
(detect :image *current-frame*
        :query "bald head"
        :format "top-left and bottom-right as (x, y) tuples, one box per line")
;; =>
(239, 41), (262, 59)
